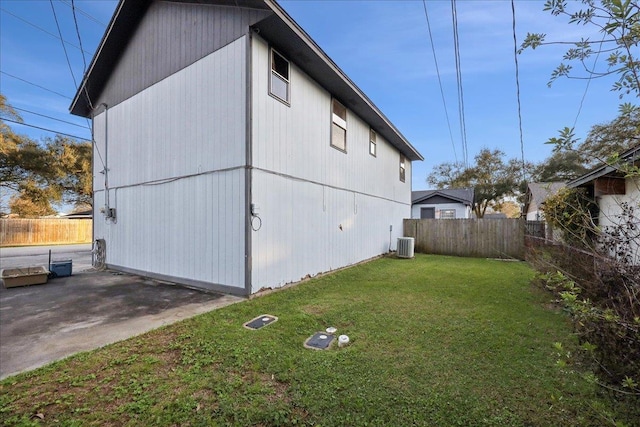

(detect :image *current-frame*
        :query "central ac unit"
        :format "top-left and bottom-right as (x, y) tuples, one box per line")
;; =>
(397, 237), (415, 258)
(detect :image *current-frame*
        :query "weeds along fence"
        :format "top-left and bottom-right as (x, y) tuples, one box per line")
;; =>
(0, 219), (92, 247)
(403, 218), (526, 259)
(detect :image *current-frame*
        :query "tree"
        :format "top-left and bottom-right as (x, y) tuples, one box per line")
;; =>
(46, 136), (93, 207)
(520, 0), (640, 97)
(0, 94), (92, 216)
(427, 148), (526, 218)
(532, 148), (588, 182)
(579, 105), (640, 167)
(533, 106), (640, 182)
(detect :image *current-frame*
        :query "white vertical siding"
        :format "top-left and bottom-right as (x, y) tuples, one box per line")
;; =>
(598, 177), (640, 265)
(250, 35), (411, 291)
(93, 37), (247, 292)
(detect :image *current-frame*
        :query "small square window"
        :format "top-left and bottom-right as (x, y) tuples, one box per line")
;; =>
(331, 99), (347, 152)
(369, 129), (377, 157)
(270, 49), (289, 104)
(399, 154), (406, 182)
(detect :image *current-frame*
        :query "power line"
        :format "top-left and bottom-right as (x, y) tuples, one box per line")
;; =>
(50, 0), (79, 89)
(1, 71), (72, 99)
(511, 0), (527, 183)
(451, 0), (469, 167)
(12, 107), (90, 129)
(572, 32), (607, 130)
(1, 117), (90, 141)
(70, 0), (88, 72)
(422, 0), (458, 164)
(0, 7), (92, 56)
(58, 0), (106, 27)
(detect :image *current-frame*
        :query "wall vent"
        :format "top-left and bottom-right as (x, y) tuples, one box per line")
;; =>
(397, 237), (415, 258)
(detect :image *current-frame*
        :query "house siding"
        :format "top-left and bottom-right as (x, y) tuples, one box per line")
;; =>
(250, 35), (411, 292)
(95, 1), (270, 111)
(411, 203), (470, 219)
(598, 176), (640, 265)
(92, 36), (248, 292)
(525, 203), (541, 221)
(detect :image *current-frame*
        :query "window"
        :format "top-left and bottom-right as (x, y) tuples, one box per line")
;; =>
(399, 154), (406, 182)
(270, 49), (289, 103)
(440, 209), (456, 219)
(331, 99), (347, 151)
(421, 207), (435, 219)
(369, 129), (377, 157)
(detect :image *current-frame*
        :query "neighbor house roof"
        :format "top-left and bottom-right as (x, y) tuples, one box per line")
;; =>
(412, 188), (474, 205)
(525, 182), (566, 210)
(69, 0), (423, 161)
(569, 144), (640, 188)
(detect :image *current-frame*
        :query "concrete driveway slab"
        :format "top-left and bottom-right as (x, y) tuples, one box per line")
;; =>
(0, 270), (243, 379)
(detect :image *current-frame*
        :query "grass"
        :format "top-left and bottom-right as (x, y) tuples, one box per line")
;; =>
(0, 254), (626, 426)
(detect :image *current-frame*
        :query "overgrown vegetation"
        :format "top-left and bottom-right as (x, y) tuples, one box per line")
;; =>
(527, 186), (640, 415)
(1, 255), (630, 426)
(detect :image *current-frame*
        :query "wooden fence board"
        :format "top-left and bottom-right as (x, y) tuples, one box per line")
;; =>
(0, 219), (92, 247)
(403, 218), (525, 259)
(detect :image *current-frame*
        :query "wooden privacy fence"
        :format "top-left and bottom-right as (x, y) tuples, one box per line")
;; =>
(403, 218), (526, 260)
(0, 219), (92, 247)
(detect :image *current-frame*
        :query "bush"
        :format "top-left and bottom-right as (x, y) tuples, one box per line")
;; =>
(527, 188), (640, 404)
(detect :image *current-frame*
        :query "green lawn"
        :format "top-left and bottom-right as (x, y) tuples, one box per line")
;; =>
(0, 255), (623, 426)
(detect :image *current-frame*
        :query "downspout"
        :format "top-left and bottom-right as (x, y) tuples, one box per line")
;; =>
(99, 103), (110, 217)
(244, 31), (253, 296)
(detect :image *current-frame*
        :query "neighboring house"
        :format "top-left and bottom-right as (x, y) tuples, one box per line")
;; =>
(524, 182), (566, 221)
(568, 144), (639, 264)
(69, 0), (423, 295)
(411, 189), (474, 219)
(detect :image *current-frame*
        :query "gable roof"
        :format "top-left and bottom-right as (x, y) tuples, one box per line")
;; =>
(69, 0), (423, 161)
(569, 144), (640, 188)
(526, 182), (565, 209)
(412, 188), (474, 205)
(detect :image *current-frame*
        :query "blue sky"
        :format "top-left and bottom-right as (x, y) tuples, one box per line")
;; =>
(0, 0), (628, 197)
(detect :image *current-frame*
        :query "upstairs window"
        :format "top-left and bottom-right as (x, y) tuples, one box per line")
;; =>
(399, 154), (406, 182)
(331, 99), (347, 152)
(270, 49), (289, 104)
(369, 129), (377, 157)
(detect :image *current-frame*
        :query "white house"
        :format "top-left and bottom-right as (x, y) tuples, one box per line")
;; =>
(569, 145), (639, 265)
(524, 182), (566, 221)
(411, 189), (474, 219)
(70, 0), (423, 295)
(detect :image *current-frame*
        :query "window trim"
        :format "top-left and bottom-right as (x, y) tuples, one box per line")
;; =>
(399, 154), (406, 182)
(269, 48), (290, 105)
(330, 98), (347, 153)
(440, 209), (456, 219)
(369, 129), (377, 157)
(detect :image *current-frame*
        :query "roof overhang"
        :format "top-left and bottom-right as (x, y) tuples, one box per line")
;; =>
(70, 0), (423, 161)
(568, 145), (639, 188)
(412, 191), (472, 205)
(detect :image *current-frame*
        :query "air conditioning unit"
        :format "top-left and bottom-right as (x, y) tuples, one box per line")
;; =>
(397, 237), (415, 258)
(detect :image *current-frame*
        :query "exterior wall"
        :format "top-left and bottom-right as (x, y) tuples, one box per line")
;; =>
(250, 35), (411, 292)
(598, 176), (640, 265)
(96, 1), (270, 111)
(411, 202), (470, 219)
(92, 36), (248, 292)
(525, 205), (541, 221)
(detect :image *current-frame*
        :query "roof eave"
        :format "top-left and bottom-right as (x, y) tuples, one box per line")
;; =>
(568, 145), (640, 188)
